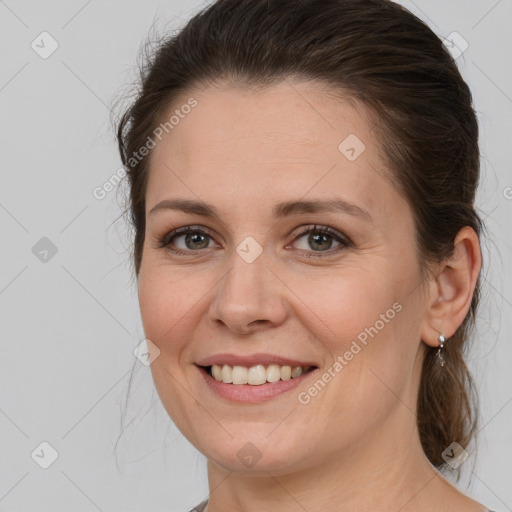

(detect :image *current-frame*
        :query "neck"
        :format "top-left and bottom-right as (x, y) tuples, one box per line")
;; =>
(204, 408), (449, 512)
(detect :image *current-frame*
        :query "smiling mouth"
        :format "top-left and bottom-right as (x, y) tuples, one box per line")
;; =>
(199, 363), (317, 385)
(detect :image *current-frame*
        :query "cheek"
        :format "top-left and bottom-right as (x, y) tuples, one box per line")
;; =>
(137, 266), (196, 356)
(137, 267), (202, 434)
(286, 260), (396, 341)
(288, 259), (419, 402)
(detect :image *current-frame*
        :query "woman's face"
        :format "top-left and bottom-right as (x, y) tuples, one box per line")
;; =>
(138, 80), (430, 474)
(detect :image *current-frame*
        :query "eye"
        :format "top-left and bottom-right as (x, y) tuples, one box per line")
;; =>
(289, 225), (350, 256)
(158, 226), (219, 254)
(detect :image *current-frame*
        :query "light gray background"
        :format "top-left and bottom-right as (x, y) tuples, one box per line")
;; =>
(0, 0), (510, 511)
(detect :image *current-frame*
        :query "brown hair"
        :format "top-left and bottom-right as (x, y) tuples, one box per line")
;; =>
(114, 0), (483, 475)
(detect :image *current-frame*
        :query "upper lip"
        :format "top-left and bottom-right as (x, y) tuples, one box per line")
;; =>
(196, 353), (318, 368)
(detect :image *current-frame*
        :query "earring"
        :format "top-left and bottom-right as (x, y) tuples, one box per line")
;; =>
(436, 333), (446, 366)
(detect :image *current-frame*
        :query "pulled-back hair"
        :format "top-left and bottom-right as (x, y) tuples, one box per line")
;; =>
(115, 0), (482, 475)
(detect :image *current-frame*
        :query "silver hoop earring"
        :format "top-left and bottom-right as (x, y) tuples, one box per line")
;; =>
(436, 333), (447, 367)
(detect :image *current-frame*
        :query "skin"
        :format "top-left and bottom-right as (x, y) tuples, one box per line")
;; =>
(137, 80), (484, 512)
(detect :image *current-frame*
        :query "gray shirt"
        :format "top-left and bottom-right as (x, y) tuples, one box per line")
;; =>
(189, 499), (208, 512)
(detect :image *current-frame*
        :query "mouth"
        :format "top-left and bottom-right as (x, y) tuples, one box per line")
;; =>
(198, 363), (317, 385)
(196, 362), (319, 403)
(194, 353), (320, 402)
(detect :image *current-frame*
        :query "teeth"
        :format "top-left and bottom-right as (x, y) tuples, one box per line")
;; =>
(291, 366), (303, 378)
(221, 365), (233, 383)
(280, 365), (292, 380)
(266, 364), (281, 383)
(212, 364), (222, 381)
(232, 365), (248, 385)
(210, 364), (313, 385)
(248, 365), (266, 385)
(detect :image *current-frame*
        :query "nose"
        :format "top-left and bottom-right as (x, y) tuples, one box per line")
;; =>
(208, 246), (289, 335)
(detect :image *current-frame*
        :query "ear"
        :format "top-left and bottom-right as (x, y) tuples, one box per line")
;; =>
(421, 226), (482, 348)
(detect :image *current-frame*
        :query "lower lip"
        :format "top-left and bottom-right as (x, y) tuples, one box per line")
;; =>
(197, 365), (318, 403)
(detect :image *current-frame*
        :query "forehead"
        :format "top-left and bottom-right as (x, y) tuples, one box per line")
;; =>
(146, 80), (395, 219)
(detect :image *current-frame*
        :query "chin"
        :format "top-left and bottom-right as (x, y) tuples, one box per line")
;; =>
(196, 429), (312, 475)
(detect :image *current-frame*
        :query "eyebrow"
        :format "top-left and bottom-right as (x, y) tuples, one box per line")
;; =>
(149, 197), (372, 222)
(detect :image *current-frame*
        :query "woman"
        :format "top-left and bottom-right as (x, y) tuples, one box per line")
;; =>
(115, 0), (493, 510)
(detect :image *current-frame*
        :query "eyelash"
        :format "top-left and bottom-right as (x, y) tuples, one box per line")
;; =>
(157, 224), (352, 258)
